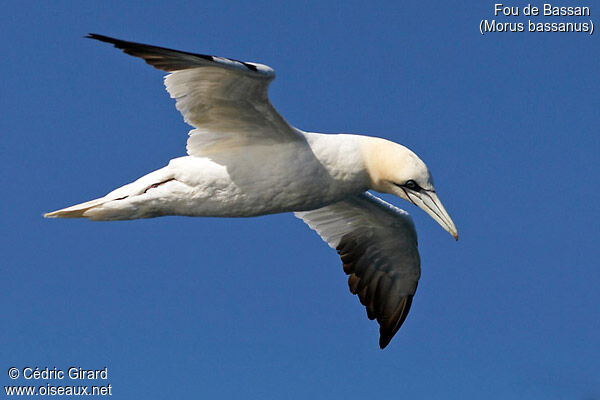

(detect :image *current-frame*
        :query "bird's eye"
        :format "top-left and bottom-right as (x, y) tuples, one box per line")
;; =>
(404, 180), (420, 191)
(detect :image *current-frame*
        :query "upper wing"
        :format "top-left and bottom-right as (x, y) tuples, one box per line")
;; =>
(87, 34), (301, 156)
(295, 192), (420, 349)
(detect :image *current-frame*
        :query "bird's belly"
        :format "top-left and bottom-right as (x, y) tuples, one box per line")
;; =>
(165, 152), (366, 217)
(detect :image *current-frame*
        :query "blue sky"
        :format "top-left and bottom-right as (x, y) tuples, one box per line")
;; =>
(2, 1), (599, 399)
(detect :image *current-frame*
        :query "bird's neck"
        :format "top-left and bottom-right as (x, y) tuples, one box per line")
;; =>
(302, 132), (371, 192)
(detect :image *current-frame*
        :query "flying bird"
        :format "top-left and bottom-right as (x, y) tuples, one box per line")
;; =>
(45, 34), (458, 349)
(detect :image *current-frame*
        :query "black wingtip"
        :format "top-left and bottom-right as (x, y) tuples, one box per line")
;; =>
(379, 335), (392, 349)
(378, 295), (414, 349)
(85, 33), (119, 44)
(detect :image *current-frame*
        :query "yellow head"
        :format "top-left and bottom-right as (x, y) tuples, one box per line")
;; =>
(362, 137), (458, 240)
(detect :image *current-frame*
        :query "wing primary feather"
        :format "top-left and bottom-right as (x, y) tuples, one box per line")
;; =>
(85, 33), (272, 76)
(379, 296), (414, 349)
(348, 274), (361, 294)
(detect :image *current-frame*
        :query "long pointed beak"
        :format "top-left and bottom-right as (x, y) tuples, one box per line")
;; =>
(407, 190), (458, 240)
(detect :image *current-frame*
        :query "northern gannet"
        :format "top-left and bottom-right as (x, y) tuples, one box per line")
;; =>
(45, 34), (458, 348)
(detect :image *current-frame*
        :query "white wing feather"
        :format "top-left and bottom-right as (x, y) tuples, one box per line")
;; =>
(164, 67), (300, 156)
(87, 34), (301, 156)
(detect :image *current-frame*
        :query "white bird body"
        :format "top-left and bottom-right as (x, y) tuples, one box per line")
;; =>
(57, 132), (375, 220)
(45, 34), (458, 348)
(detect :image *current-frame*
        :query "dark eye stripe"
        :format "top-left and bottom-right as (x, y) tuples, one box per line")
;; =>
(393, 181), (422, 193)
(403, 180), (421, 192)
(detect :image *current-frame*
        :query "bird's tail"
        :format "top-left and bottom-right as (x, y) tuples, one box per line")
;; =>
(44, 197), (109, 219)
(44, 165), (176, 221)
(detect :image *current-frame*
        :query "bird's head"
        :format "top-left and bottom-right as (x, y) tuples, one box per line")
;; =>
(362, 138), (458, 240)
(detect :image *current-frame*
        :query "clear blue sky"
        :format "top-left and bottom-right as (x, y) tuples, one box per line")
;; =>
(2, 1), (598, 399)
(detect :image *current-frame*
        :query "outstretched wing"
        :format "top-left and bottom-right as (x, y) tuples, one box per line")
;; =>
(295, 192), (420, 349)
(87, 34), (301, 156)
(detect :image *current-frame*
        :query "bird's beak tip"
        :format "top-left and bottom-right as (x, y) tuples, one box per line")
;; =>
(405, 189), (458, 242)
(447, 226), (458, 241)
